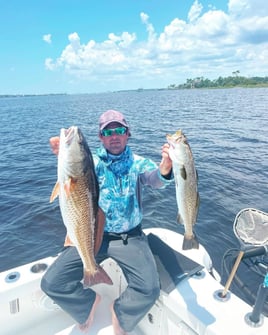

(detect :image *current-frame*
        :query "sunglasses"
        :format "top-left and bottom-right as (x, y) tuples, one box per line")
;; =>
(101, 127), (127, 137)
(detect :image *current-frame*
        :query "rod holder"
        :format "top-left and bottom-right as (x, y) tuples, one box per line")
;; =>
(245, 273), (268, 327)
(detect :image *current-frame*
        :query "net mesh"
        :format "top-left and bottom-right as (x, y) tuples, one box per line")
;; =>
(234, 208), (268, 246)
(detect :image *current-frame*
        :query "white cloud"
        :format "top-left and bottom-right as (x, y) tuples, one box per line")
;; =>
(228, 0), (268, 18)
(45, 58), (55, 70)
(45, 0), (268, 87)
(188, 0), (203, 23)
(43, 34), (52, 44)
(140, 12), (157, 42)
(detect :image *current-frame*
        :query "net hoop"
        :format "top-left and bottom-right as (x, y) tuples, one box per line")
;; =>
(233, 208), (268, 247)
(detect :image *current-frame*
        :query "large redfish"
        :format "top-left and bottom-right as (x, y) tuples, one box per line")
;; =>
(167, 130), (200, 250)
(50, 126), (112, 287)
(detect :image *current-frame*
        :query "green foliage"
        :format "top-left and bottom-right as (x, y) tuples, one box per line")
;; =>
(168, 75), (268, 89)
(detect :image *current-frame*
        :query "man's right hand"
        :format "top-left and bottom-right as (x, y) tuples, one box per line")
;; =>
(49, 136), (60, 155)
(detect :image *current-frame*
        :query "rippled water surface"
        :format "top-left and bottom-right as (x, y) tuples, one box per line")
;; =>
(1, 88), (268, 303)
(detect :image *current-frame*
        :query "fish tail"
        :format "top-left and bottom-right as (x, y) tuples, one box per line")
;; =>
(182, 234), (199, 250)
(83, 266), (113, 288)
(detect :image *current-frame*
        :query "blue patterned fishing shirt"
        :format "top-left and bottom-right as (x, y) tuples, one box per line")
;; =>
(93, 145), (172, 233)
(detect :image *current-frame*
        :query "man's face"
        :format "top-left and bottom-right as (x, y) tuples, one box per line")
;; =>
(99, 122), (129, 155)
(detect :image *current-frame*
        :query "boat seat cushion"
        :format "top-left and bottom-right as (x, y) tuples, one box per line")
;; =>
(147, 233), (204, 294)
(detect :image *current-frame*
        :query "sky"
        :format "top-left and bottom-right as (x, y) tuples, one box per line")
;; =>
(1, 0), (267, 95)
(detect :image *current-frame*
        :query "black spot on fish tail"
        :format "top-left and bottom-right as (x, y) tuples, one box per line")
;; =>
(182, 234), (199, 250)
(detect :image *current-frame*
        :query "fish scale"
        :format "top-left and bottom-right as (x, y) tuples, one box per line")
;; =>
(61, 177), (96, 272)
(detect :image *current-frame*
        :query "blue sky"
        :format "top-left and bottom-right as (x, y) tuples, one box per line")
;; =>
(1, 0), (267, 94)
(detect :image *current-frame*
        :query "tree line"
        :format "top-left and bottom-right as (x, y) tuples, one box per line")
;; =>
(168, 73), (268, 89)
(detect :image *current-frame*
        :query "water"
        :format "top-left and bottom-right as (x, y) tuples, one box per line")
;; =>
(1, 88), (268, 304)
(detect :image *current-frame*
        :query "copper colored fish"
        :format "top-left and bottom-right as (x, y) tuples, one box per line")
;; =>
(50, 126), (112, 287)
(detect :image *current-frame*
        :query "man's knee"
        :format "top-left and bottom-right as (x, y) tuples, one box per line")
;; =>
(150, 285), (160, 301)
(40, 273), (61, 297)
(40, 275), (51, 295)
(141, 282), (160, 303)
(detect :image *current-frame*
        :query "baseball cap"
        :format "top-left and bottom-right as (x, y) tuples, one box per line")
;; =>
(99, 110), (129, 130)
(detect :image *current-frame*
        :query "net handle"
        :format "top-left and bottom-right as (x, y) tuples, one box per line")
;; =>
(222, 250), (244, 298)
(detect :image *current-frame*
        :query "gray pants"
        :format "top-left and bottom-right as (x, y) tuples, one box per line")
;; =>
(41, 232), (160, 332)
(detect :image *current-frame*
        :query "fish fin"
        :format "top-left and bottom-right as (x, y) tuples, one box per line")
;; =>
(180, 166), (187, 180)
(94, 207), (105, 256)
(64, 234), (74, 247)
(196, 192), (200, 212)
(182, 234), (199, 250)
(64, 177), (76, 198)
(191, 192), (200, 226)
(83, 265), (113, 288)
(50, 181), (60, 202)
(177, 213), (184, 225)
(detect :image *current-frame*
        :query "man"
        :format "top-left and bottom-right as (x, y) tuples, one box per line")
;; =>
(41, 110), (173, 334)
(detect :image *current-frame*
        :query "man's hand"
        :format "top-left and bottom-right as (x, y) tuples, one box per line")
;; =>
(159, 143), (173, 177)
(49, 136), (60, 155)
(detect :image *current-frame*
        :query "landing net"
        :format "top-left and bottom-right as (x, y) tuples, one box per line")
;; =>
(234, 208), (268, 246)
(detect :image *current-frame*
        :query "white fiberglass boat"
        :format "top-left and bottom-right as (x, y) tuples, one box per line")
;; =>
(1, 208), (268, 335)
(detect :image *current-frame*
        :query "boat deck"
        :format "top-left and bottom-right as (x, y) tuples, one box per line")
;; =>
(1, 228), (268, 335)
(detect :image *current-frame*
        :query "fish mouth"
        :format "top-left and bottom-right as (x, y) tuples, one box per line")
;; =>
(166, 129), (184, 145)
(167, 139), (175, 149)
(63, 126), (77, 145)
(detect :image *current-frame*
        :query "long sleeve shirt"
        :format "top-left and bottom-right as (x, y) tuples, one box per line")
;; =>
(94, 145), (173, 233)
